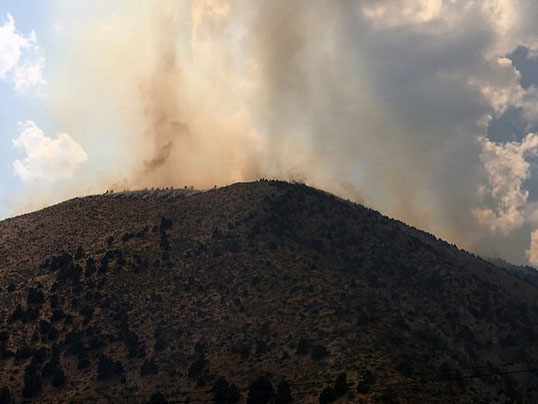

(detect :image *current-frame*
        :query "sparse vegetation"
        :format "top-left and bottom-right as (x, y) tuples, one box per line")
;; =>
(0, 180), (537, 402)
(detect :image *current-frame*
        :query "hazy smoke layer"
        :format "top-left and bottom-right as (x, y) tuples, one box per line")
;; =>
(14, 0), (538, 264)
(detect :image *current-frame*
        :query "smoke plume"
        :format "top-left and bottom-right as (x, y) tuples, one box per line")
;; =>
(10, 0), (538, 264)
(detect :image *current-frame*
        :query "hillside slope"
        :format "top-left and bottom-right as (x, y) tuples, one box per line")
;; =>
(1, 180), (538, 403)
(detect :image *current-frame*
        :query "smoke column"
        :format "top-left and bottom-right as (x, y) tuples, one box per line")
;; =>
(15, 0), (538, 264)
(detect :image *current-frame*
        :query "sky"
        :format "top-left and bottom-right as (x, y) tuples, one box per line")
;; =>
(2, 1), (538, 266)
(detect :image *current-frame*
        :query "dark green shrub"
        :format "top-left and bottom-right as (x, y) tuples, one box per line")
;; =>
(188, 357), (208, 379)
(275, 380), (292, 404)
(97, 354), (115, 380)
(334, 373), (348, 397)
(212, 377), (240, 403)
(27, 288), (44, 305)
(22, 365), (41, 398)
(318, 386), (336, 403)
(311, 345), (329, 361)
(247, 376), (274, 404)
(141, 358), (158, 377)
(0, 387), (11, 404)
(148, 392), (168, 403)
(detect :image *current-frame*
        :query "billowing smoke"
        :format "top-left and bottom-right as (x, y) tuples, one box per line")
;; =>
(9, 0), (538, 264)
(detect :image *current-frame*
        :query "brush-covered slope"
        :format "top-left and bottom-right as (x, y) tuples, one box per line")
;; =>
(1, 180), (538, 403)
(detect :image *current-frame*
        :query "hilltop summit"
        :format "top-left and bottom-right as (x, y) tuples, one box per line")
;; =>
(1, 180), (537, 403)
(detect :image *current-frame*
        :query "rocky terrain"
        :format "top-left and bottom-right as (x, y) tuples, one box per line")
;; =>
(1, 180), (538, 403)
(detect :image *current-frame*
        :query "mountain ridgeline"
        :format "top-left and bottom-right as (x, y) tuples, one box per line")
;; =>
(0, 180), (537, 403)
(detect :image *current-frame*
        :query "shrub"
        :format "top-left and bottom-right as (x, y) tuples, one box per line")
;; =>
(0, 387), (11, 404)
(275, 380), (292, 404)
(97, 354), (115, 380)
(318, 386), (336, 404)
(52, 369), (66, 387)
(148, 392), (168, 403)
(141, 358), (159, 377)
(42, 355), (59, 377)
(15, 346), (33, 360)
(24, 307), (40, 323)
(75, 246), (84, 260)
(27, 288), (45, 305)
(154, 337), (167, 351)
(22, 365), (41, 398)
(310, 345), (329, 361)
(49, 294), (58, 309)
(188, 357), (208, 379)
(11, 305), (26, 322)
(39, 320), (53, 335)
(296, 337), (310, 355)
(334, 373), (349, 397)
(212, 377), (240, 403)
(85, 258), (96, 277)
(357, 370), (376, 394)
(77, 352), (90, 370)
(247, 376), (274, 404)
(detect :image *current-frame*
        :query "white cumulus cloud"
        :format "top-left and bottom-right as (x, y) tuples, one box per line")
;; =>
(13, 57), (45, 92)
(0, 13), (29, 77)
(0, 13), (44, 92)
(12, 121), (87, 182)
(473, 133), (538, 234)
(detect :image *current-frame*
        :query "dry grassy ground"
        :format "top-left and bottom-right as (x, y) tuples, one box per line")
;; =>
(1, 180), (538, 403)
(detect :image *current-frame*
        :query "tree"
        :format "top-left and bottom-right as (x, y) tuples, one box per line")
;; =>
(318, 386), (336, 404)
(0, 387), (11, 404)
(97, 354), (115, 380)
(27, 288), (45, 305)
(275, 380), (293, 404)
(296, 337), (310, 355)
(247, 376), (274, 404)
(357, 370), (376, 394)
(333, 373), (348, 397)
(188, 357), (208, 379)
(22, 365), (41, 398)
(310, 345), (329, 361)
(212, 377), (240, 403)
(141, 358), (159, 377)
(52, 369), (66, 387)
(148, 392), (168, 403)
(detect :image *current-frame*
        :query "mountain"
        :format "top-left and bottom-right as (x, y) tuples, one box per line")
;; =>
(1, 180), (538, 403)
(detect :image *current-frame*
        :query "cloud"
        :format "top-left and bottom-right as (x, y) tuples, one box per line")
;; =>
(0, 13), (29, 77)
(12, 121), (87, 182)
(473, 133), (538, 234)
(0, 13), (44, 92)
(13, 57), (45, 92)
(526, 229), (538, 265)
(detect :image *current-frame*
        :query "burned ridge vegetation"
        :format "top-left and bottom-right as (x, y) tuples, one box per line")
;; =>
(0, 180), (538, 403)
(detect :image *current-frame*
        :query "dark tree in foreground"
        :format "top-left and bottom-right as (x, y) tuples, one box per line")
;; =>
(52, 369), (66, 387)
(188, 357), (208, 379)
(212, 377), (240, 403)
(0, 387), (11, 404)
(97, 354), (115, 380)
(247, 376), (274, 404)
(357, 370), (376, 394)
(275, 380), (293, 404)
(22, 365), (41, 398)
(141, 358), (159, 377)
(333, 373), (349, 397)
(318, 386), (336, 404)
(147, 392), (168, 403)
